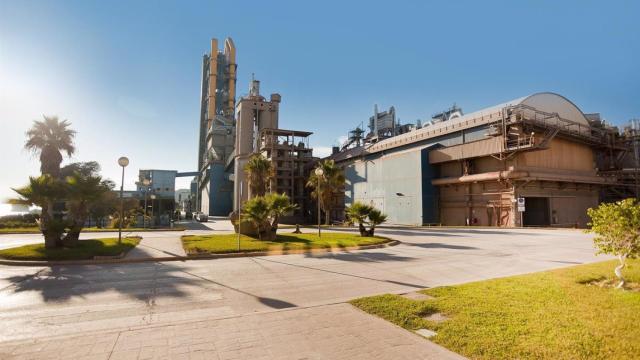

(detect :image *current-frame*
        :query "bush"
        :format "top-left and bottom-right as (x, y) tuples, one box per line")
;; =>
(0, 214), (39, 228)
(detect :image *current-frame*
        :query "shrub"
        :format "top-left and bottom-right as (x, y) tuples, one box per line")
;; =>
(346, 202), (388, 236)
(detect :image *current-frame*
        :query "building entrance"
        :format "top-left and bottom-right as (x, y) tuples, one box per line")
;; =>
(523, 197), (550, 226)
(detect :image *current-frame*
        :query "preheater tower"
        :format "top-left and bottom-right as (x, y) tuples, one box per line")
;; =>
(233, 78), (281, 208)
(197, 37), (237, 216)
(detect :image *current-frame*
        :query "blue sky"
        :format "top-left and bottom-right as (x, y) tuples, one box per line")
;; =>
(1, 0), (638, 201)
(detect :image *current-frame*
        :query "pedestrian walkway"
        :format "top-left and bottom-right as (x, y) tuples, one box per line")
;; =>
(125, 234), (187, 259)
(0, 303), (464, 360)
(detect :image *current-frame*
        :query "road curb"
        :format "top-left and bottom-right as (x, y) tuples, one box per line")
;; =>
(0, 240), (400, 267)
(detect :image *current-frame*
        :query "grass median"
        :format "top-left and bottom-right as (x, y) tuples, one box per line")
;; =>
(181, 232), (389, 255)
(0, 237), (141, 261)
(351, 259), (640, 360)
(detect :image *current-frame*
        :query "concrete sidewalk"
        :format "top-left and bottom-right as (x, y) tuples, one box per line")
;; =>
(0, 303), (464, 360)
(125, 235), (187, 259)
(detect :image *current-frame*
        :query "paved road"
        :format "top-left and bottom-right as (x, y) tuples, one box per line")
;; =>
(0, 225), (604, 359)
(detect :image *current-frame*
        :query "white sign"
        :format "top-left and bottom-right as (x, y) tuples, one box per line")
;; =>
(517, 197), (525, 212)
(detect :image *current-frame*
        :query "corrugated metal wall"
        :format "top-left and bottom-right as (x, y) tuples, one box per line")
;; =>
(208, 163), (233, 216)
(345, 151), (423, 225)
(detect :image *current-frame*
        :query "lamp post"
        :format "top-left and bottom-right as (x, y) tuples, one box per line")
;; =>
(150, 194), (156, 227)
(142, 178), (151, 229)
(117, 156), (129, 245)
(237, 182), (243, 251)
(314, 167), (324, 238)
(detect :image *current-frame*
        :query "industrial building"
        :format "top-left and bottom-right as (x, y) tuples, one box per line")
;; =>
(329, 92), (636, 227)
(196, 38), (237, 216)
(196, 38), (316, 218)
(229, 77), (315, 220)
(192, 37), (636, 227)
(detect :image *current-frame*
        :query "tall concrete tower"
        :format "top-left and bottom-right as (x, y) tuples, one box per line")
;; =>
(233, 77), (281, 208)
(197, 37), (237, 216)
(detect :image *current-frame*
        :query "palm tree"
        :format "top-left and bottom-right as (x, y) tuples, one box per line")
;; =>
(346, 202), (373, 236)
(366, 208), (387, 236)
(244, 154), (273, 198)
(25, 116), (76, 178)
(265, 193), (298, 236)
(62, 163), (112, 246)
(307, 160), (345, 225)
(10, 175), (66, 248)
(241, 196), (270, 240)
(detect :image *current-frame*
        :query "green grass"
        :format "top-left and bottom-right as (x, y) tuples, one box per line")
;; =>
(351, 259), (640, 360)
(0, 226), (183, 234)
(0, 237), (141, 260)
(181, 232), (389, 254)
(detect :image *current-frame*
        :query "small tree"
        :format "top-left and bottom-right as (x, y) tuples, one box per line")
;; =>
(10, 175), (66, 248)
(346, 202), (373, 236)
(88, 191), (119, 228)
(244, 154), (273, 198)
(367, 208), (388, 236)
(587, 198), (640, 289)
(62, 162), (113, 246)
(240, 193), (297, 240)
(265, 193), (297, 235)
(241, 196), (270, 240)
(307, 160), (345, 225)
(346, 202), (387, 237)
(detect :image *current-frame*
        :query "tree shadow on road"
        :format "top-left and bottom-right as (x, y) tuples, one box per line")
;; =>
(403, 242), (479, 250)
(3, 261), (299, 310)
(376, 229), (463, 237)
(178, 221), (213, 231)
(304, 251), (416, 263)
(3, 262), (199, 303)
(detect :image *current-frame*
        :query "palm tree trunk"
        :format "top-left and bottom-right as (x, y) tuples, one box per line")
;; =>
(63, 213), (85, 247)
(41, 202), (59, 249)
(368, 225), (375, 237)
(324, 205), (331, 225)
(358, 222), (367, 237)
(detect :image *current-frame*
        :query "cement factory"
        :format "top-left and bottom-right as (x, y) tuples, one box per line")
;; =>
(188, 37), (639, 228)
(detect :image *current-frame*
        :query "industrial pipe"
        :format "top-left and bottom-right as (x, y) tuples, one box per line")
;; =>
(431, 170), (529, 186)
(432, 170), (615, 186)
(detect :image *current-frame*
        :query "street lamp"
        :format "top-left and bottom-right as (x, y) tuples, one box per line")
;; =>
(142, 178), (151, 229)
(117, 156), (129, 245)
(314, 167), (324, 238)
(150, 194), (156, 227)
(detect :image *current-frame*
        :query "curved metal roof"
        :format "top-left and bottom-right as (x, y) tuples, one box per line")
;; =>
(366, 92), (590, 154)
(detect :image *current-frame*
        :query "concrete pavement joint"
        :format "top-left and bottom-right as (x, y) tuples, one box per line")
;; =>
(106, 330), (123, 360)
(253, 255), (429, 289)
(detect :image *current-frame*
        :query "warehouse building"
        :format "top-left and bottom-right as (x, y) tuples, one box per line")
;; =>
(330, 92), (632, 227)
